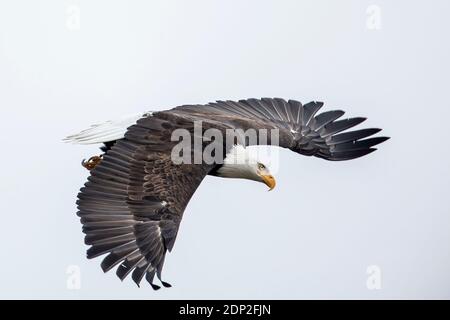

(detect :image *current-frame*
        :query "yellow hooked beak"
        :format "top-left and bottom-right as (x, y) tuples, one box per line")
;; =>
(261, 174), (276, 191)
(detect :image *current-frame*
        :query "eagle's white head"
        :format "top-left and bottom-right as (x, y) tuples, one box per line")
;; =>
(215, 145), (276, 190)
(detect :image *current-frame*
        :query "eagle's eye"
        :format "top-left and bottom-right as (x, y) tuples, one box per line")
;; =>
(257, 163), (266, 170)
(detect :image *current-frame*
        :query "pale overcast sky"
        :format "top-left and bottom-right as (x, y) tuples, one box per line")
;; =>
(0, 0), (449, 299)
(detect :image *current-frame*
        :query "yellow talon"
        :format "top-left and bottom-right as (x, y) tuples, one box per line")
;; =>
(82, 155), (103, 170)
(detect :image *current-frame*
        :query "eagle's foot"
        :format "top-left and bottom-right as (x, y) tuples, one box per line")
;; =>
(82, 155), (103, 170)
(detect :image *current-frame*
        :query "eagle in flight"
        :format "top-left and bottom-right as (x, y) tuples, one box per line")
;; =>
(65, 98), (388, 289)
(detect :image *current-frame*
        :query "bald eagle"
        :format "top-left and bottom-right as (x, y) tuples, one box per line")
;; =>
(65, 98), (389, 289)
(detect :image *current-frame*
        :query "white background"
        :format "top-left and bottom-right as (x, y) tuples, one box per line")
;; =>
(0, 0), (449, 299)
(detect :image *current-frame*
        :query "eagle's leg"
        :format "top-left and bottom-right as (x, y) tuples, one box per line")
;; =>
(81, 155), (103, 170)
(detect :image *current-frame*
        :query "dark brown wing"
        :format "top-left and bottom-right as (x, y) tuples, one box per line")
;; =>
(77, 97), (388, 289)
(171, 98), (389, 160)
(77, 113), (212, 289)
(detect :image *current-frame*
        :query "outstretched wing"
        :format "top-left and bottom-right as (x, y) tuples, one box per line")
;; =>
(77, 113), (212, 289)
(171, 98), (389, 161)
(75, 97), (388, 289)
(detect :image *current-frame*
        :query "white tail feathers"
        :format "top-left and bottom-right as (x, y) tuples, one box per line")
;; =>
(64, 112), (152, 145)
